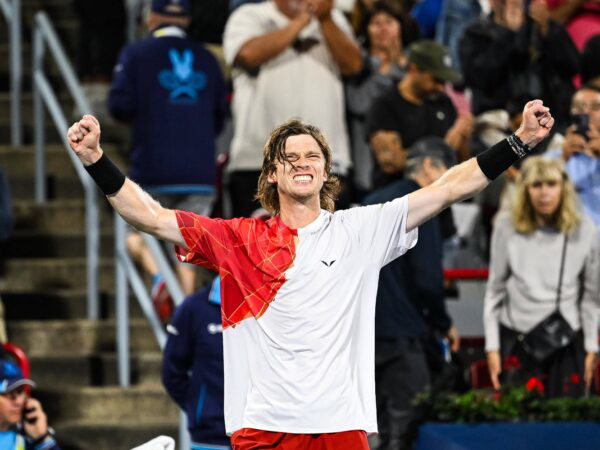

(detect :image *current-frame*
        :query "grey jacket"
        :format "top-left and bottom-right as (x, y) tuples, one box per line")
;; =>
(484, 214), (600, 353)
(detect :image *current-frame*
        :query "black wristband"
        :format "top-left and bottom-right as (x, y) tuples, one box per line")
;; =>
(476, 136), (523, 181)
(84, 152), (126, 196)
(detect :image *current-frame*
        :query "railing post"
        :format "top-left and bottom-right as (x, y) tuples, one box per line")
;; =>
(86, 189), (100, 320)
(179, 411), (190, 450)
(115, 213), (130, 387)
(32, 25), (46, 204)
(9, 0), (22, 147)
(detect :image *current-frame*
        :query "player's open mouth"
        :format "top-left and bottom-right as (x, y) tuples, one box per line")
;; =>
(293, 175), (312, 183)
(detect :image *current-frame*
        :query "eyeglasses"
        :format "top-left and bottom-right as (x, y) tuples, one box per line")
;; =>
(572, 101), (600, 113)
(0, 387), (27, 401)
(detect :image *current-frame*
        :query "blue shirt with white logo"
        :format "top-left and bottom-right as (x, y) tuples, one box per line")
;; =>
(162, 278), (228, 446)
(108, 26), (227, 188)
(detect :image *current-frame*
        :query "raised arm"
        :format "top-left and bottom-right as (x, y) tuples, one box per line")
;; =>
(67, 115), (185, 247)
(311, 0), (362, 75)
(406, 100), (554, 231)
(233, 11), (312, 70)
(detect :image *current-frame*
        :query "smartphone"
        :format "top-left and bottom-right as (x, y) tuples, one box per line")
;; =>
(571, 113), (589, 139)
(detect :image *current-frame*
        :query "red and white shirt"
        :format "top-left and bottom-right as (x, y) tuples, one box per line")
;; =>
(175, 196), (417, 435)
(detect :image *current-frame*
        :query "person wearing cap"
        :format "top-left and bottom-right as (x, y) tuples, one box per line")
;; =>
(0, 360), (60, 449)
(345, 1), (420, 196)
(223, 0), (363, 217)
(363, 137), (460, 450)
(107, 0), (227, 311)
(365, 39), (473, 190)
(458, 0), (579, 129)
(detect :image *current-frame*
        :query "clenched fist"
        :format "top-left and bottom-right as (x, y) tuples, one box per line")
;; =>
(67, 114), (103, 166)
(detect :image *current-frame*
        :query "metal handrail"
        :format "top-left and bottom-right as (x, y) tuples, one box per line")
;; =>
(0, 0), (22, 146)
(114, 212), (189, 448)
(31, 11), (99, 319)
(127, 0), (145, 42)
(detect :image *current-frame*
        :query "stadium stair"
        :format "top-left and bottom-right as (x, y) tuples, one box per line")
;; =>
(0, 1), (179, 448)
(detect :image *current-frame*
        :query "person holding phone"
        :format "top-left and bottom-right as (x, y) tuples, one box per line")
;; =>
(0, 359), (60, 449)
(546, 85), (600, 230)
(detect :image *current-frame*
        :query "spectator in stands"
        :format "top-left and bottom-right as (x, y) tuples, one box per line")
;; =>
(73, 0), (126, 119)
(546, 0), (600, 52)
(435, 0), (481, 72)
(459, 0), (580, 129)
(108, 0), (227, 313)
(484, 156), (600, 397)
(363, 137), (460, 450)
(162, 276), (229, 449)
(223, 0), (362, 217)
(365, 40), (473, 190)
(0, 359), (60, 449)
(581, 35), (600, 88)
(346, 1), (419, 196)
(545, 85), (600, 230)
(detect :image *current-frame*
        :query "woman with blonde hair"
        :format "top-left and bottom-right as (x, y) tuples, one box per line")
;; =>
(484, 156), (600, 397)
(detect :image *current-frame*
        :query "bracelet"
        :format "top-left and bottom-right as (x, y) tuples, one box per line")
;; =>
(507, 133), (529, 158)
(476, 137), (522, 180)
(84, 152), (126, 196)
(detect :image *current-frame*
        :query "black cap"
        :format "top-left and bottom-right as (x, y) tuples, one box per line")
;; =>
(406, 40), (460, 82)
(408, 136), (457, 168)
(151, 0), (190, 17)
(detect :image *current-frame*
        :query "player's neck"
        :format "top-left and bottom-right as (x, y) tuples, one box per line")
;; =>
(278, 197), (322, 230)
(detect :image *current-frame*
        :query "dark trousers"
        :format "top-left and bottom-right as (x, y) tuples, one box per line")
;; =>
(500, 325), (586, 398)
(375, 337), (431, 450)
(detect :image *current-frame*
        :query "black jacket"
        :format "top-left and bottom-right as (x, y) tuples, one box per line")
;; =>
(459, 14), (579, 129)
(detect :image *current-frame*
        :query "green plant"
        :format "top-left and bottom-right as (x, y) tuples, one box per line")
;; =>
(415, 379), (600, 423)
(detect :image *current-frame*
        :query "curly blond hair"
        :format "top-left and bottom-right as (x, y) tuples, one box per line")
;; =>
(512, 156), (581, 234)
(255, 119), (340, 215)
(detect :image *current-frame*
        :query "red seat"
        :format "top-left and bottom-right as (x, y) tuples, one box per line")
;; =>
(470, 359), (493, 389)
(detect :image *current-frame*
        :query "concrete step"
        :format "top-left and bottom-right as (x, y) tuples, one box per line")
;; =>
(0, 143), (125, 178)
(4, 230), (114, 258)
(7, 319), (161, 356)
(12, 199), (114, 233)
(0, 92), (73, 119)
(52, 421), (179, 450)
(37, 385), (178, 424)
(30, 352), (163, 388)
(0, 287), (149, 321)
(0, 116), (63, 144)
(9, 175), (84, 200)
(0, 256), (114, 290)
(1, 288), (110, 321)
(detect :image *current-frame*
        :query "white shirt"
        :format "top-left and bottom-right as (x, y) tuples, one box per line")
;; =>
(223, 1), (353, 174)
(175, 197), (418, 435)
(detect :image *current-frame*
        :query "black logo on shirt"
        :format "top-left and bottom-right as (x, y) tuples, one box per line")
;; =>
(321, 260), (336, 267)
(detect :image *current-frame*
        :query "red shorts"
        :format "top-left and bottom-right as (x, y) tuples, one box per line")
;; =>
(231, 428), (369, 450)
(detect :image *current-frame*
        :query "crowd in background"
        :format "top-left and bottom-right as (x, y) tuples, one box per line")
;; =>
(0, 0), (598, 449)
(83, 0), (600, 448)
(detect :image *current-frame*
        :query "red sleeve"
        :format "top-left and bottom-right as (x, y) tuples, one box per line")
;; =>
(174, 210), (235, 272)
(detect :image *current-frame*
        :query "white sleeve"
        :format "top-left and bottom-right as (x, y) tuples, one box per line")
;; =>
(223, 4), (266, 66)
(342, 196), (418, 268)
(330, 8), (355, 39)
